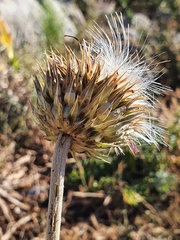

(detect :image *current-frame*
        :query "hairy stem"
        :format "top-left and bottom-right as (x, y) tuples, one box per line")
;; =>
(46, 133), (72, 240)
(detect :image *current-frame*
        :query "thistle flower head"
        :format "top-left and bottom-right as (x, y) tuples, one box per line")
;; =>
(33, 13), (168, 160)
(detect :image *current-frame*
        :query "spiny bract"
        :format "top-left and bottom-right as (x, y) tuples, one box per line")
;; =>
(33, 13), (168, 161)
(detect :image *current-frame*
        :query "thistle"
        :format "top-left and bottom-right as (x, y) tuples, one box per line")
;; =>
(33, 13), (168, 240)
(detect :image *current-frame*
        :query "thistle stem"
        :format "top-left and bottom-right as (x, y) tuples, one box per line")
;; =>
(46, 133), (72, 240)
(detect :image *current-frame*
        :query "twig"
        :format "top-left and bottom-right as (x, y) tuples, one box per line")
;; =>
(69, 191), (105, 198)
(0, 188), (30, 210)
(0, 197), (14, 222)
(13, 154), (31, 167)
(46, 133), (72, 240)
(1, 215), (32, 240)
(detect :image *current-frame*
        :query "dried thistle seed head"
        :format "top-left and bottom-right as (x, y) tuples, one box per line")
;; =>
(33, 13), (169, 160)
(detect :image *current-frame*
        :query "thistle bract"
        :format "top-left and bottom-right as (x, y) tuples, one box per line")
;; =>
(33, 13), (168, 160)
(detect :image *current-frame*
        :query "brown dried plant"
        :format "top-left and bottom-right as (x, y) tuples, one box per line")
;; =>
(32, 13), (169, 240)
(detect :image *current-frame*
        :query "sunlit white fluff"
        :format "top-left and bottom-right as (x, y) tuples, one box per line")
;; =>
(88, 13), (163, 94)
(87, 12), (169, 151)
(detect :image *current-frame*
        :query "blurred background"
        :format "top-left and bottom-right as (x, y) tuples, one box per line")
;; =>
(0, 0), (180, 239)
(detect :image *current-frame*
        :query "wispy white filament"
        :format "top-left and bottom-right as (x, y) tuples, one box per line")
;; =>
(87, 12), (169, 151)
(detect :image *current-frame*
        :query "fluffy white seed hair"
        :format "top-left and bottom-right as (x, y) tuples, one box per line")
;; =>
(87, 12), (169, 150)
